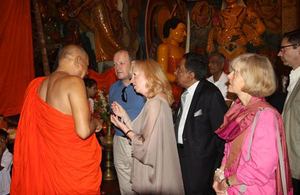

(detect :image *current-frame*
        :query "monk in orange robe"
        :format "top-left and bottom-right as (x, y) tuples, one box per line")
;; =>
(11, 45), (103, 195)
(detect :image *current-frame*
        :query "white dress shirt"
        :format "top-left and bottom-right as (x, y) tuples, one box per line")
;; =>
(207, 72), (230, 101)
(177, 81), (199, 144)
(285, 66), (300, 103)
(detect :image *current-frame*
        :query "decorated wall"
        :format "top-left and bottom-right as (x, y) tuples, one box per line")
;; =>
(33, 0), (299, 77)
(1, 0), (299, 117)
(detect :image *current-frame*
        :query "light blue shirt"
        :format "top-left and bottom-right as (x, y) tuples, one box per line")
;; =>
(109, 80), (145, 136)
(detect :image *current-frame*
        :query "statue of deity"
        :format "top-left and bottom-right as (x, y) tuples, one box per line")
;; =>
(71, 0), (123, 62)
(206, 0), (266, 60)
(156, 17), (187, 102)
(247, 0), (281, 32)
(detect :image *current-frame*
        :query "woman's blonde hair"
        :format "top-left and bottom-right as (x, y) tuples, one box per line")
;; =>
(230, 53), (276, 97)
(133, 59), (174, 106)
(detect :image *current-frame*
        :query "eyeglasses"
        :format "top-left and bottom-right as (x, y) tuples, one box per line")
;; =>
(280, 44), (299, 52)
(121, 87), (127, 102)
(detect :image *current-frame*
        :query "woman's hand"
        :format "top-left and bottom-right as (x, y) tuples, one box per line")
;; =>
(111, 101), (126, 117)
(110, 114), (128, 133)
(213, 179), (227, 195)
(213, 167), (227, 195)
(111, 101), (132, 126)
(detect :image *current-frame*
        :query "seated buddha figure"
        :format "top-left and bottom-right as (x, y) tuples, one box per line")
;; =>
(156, 17), (187, 103)
(206, 0), (266, 60)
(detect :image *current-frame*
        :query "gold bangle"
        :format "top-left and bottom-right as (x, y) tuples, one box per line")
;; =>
(125, 130), (133, 136)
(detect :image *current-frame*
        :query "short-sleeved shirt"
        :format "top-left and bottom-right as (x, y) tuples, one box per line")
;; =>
(109, 80), (145, 136)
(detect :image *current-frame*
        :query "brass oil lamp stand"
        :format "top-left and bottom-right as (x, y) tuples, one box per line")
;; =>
(103, 120), (116, 180)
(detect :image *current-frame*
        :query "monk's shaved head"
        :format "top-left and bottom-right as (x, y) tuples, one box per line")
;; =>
(58, 44), (88, 63)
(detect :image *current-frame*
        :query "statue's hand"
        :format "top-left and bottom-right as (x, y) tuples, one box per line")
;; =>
(69, 7), (82, 18)
(236, 35), (248, 46)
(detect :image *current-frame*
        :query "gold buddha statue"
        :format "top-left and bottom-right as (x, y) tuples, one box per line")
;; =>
(156, 17), (187, 102)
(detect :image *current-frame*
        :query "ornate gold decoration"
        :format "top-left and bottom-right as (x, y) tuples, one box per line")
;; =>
(217, 6), (245, 46)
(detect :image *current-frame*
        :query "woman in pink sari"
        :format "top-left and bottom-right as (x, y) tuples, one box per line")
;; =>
(213, 53), (293, 195)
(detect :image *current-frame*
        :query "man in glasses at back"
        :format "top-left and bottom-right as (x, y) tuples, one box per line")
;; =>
(278, 28), (300, 195)
(109, 49), (145, 194)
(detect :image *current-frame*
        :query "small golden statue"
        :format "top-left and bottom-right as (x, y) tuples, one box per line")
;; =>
(206, 0), (266, 60)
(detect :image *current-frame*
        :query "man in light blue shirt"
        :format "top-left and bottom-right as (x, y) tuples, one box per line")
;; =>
(109, 49), (145, 194)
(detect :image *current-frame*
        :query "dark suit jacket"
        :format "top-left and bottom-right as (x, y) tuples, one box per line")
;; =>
(174, 80), (228, 193)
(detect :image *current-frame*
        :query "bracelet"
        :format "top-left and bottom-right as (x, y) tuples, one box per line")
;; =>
(125, 130), (133, 136)
(215, 168), (224, 174)
(225, 177), (231, 187)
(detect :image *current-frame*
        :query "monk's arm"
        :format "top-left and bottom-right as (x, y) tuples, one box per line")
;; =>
(69, 77), (102, 139)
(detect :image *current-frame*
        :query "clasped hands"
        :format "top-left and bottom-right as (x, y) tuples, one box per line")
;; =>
(213, 168), (228, 195)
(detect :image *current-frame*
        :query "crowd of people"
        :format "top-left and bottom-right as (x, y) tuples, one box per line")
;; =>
(1, 26), (300, 195)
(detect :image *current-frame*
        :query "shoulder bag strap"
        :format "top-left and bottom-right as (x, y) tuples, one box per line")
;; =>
(239, 108), (287, 195)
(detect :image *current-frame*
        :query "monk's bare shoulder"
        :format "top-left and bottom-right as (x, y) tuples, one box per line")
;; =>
(38, 72), (86, 114)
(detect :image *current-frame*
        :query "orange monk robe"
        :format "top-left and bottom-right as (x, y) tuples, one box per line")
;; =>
(11, 77), (102, 195)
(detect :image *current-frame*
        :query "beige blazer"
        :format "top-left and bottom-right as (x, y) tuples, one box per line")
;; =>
(282, 78), (300, 180)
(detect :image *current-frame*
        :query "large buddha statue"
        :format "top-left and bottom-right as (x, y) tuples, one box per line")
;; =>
(156, 17), (187, 103)
(206, 0), (266, 60)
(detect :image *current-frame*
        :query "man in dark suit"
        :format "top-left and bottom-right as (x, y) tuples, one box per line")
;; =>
(174, 52), (228, 194)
